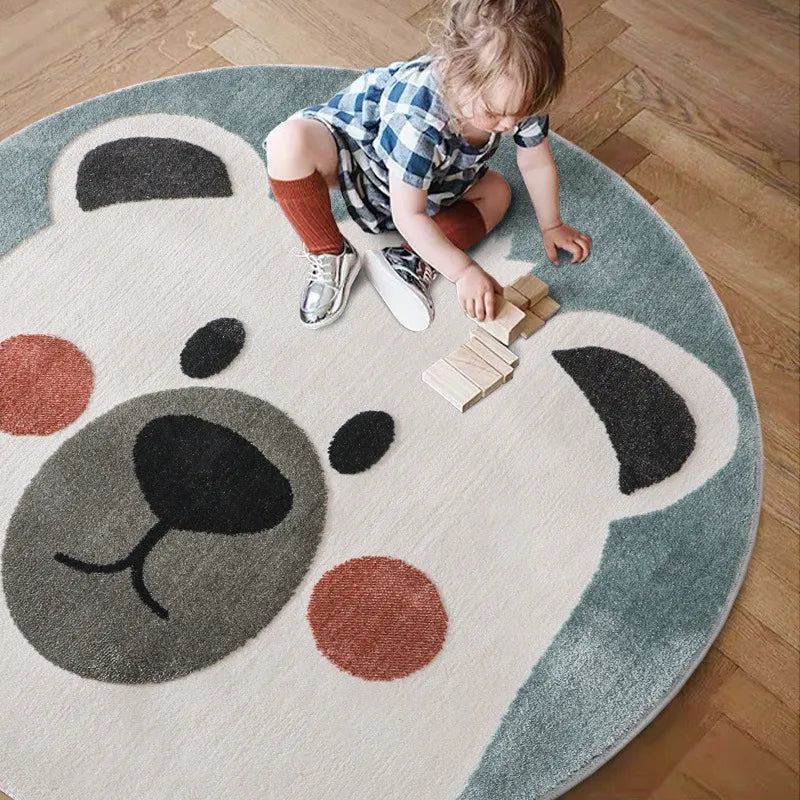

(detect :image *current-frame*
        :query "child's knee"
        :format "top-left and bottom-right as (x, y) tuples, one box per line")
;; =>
(265, 119), (307, 163)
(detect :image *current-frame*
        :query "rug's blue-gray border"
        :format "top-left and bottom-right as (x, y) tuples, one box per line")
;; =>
(0, 65), (762, 799)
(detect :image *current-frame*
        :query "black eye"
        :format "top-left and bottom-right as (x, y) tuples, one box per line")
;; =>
(180, 318), (245, 378)
(329, 411), (395, 474)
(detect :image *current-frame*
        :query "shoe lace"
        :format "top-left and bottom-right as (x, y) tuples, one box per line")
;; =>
(292, 246), (336, 287)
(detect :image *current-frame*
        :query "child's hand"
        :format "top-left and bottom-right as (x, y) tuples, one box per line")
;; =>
(456, 262), (504, 321)
(542, 223), (592, 265)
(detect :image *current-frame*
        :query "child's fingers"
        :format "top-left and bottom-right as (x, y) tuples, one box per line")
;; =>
(474, 295), (487, 321)
(484, 290), (496, 320)
(544, 240), (558, 265)
(566, 240), (583, 263)
(465, 297), (476, 318)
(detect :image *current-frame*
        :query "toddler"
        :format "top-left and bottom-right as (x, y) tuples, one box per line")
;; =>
(264, 0), (592, 331)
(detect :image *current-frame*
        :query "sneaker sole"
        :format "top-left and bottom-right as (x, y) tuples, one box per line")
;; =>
(363, 250), (433, 332)
(300, 255), (362, 329)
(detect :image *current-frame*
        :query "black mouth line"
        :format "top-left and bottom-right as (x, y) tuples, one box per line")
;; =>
(54, 517), (172, 620)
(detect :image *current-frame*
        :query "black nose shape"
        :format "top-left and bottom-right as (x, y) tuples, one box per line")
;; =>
(54, 414), (295, 621)
(133, 414), (293, 533)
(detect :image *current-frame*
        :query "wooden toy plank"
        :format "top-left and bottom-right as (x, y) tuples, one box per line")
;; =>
(422, 359), (482, 412)
(512, 273), (549, 305)
(474, 295), (526, 345)
(469, 327), (519, 366)
(531, 295), (560, 320)
(518, 309), (545, 339)
(445, 344), (503, 397)
(466, 339), (514, 382)
(502, 285), (529, 309)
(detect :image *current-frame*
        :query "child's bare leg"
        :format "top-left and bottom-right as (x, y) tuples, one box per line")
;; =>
(460, 169), (512, 234)
(265, 118), (344, 255)
(265, 118), (340, 187)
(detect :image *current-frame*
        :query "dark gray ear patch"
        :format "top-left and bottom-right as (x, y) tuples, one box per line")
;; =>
(553, 346), (696, 494)
(76, 137), (233, 211)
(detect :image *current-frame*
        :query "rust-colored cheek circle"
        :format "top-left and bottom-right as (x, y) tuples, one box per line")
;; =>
(0, 334), (93, 436)
(307, 555), (448, 681)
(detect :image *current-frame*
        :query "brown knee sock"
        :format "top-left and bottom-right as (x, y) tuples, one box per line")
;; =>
(402, 199), (487, 254)
(268, 171), (344, 255)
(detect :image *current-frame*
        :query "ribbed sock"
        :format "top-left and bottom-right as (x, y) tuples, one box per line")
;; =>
(268, 171), (345, 255)
(402, 199), (487, 254)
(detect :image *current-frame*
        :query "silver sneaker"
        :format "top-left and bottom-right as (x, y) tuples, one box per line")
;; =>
(295, 237), (361, 328)
(363, 246), (437, 331)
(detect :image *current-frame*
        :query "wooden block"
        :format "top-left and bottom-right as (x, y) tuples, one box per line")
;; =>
(531, 295), (561, 320)
(518, 309), (546, 339)
(465, 339), (514, 382)
(512, 273), (549, 305)
(469, 328), (519, 367)
(502, 285), (529, 309)
(445, 344), (504, 397)
(474, 295), (526, 345)
(422, 359), (482, 412)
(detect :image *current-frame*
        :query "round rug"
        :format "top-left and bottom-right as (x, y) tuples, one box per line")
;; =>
(0, 65), (761, 800)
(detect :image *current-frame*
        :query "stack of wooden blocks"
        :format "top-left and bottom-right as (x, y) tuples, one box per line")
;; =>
(422, 273), (560, 412)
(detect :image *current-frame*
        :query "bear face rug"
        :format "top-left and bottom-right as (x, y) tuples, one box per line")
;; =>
(0, 66), (761, 800)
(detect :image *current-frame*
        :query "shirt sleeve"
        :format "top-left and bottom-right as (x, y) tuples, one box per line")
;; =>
(374, 111), (444, 191)
(513, 114), (550, 148)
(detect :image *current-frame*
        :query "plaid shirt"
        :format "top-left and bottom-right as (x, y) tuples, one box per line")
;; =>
(288, 54), (549, 232)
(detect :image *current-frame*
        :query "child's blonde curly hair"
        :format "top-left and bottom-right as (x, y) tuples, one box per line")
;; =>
(427, 0), (566, 128)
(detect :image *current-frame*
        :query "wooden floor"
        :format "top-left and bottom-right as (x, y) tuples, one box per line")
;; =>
(1, 0), (798, 797)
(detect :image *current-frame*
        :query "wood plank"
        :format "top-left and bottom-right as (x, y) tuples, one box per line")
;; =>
(159, 46), (231, 77)
(713, 606), (800, 713)
(517, 309), (545, 339)
(652, 200), (798, 336)
(678, 716), (800, 799)
(649, 770), (722, 800)
(736, 557), (799, 650)
(465, 339), (514, 383)
(565, 6), (629, 73)
(511, 273), (549, 304)
(549, 46), (634, 129)
(211, 26), (279, 65)
(752, 510), (799, 591)
(627, 153), (800, 271)
(554, 83), (642, 151)
(622, 110), (800, 245)
(712, 666), (800, 770)
(474, 296), (526, 345)
(0, 0), (38, 21)
(531, 296), (560, 320)
(618, 0), (799, 86)
(0, 0), (214, 139)
(1, 0), (154, 93)
(604, 0), (798, 159)
(591, 130), (649, 176)
(502, 285), (530, 309)
(213, 0), (357, 67)
(444, 344), (503, 397)
(469, 328), (520, 367)
(559, 0), (607, 29)
(214, 0), (426, 69)
(615, 67), (798, 197)
(422, 359), (482, 412)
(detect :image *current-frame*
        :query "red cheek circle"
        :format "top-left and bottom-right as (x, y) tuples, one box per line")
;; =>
(307, 555), (448, 681)
(0, 334), (94, 436)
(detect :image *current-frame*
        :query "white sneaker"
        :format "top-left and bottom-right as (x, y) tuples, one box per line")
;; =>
(363, 246), (437, 331)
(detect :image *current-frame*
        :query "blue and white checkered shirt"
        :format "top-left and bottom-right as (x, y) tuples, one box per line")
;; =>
(288, 54), (549, 233)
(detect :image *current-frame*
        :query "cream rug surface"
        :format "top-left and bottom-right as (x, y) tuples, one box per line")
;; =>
(0, 65), (761, 800)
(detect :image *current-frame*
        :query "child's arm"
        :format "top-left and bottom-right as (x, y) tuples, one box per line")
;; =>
(389, 176), (503, 321)
(516, 138), (592, 265)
